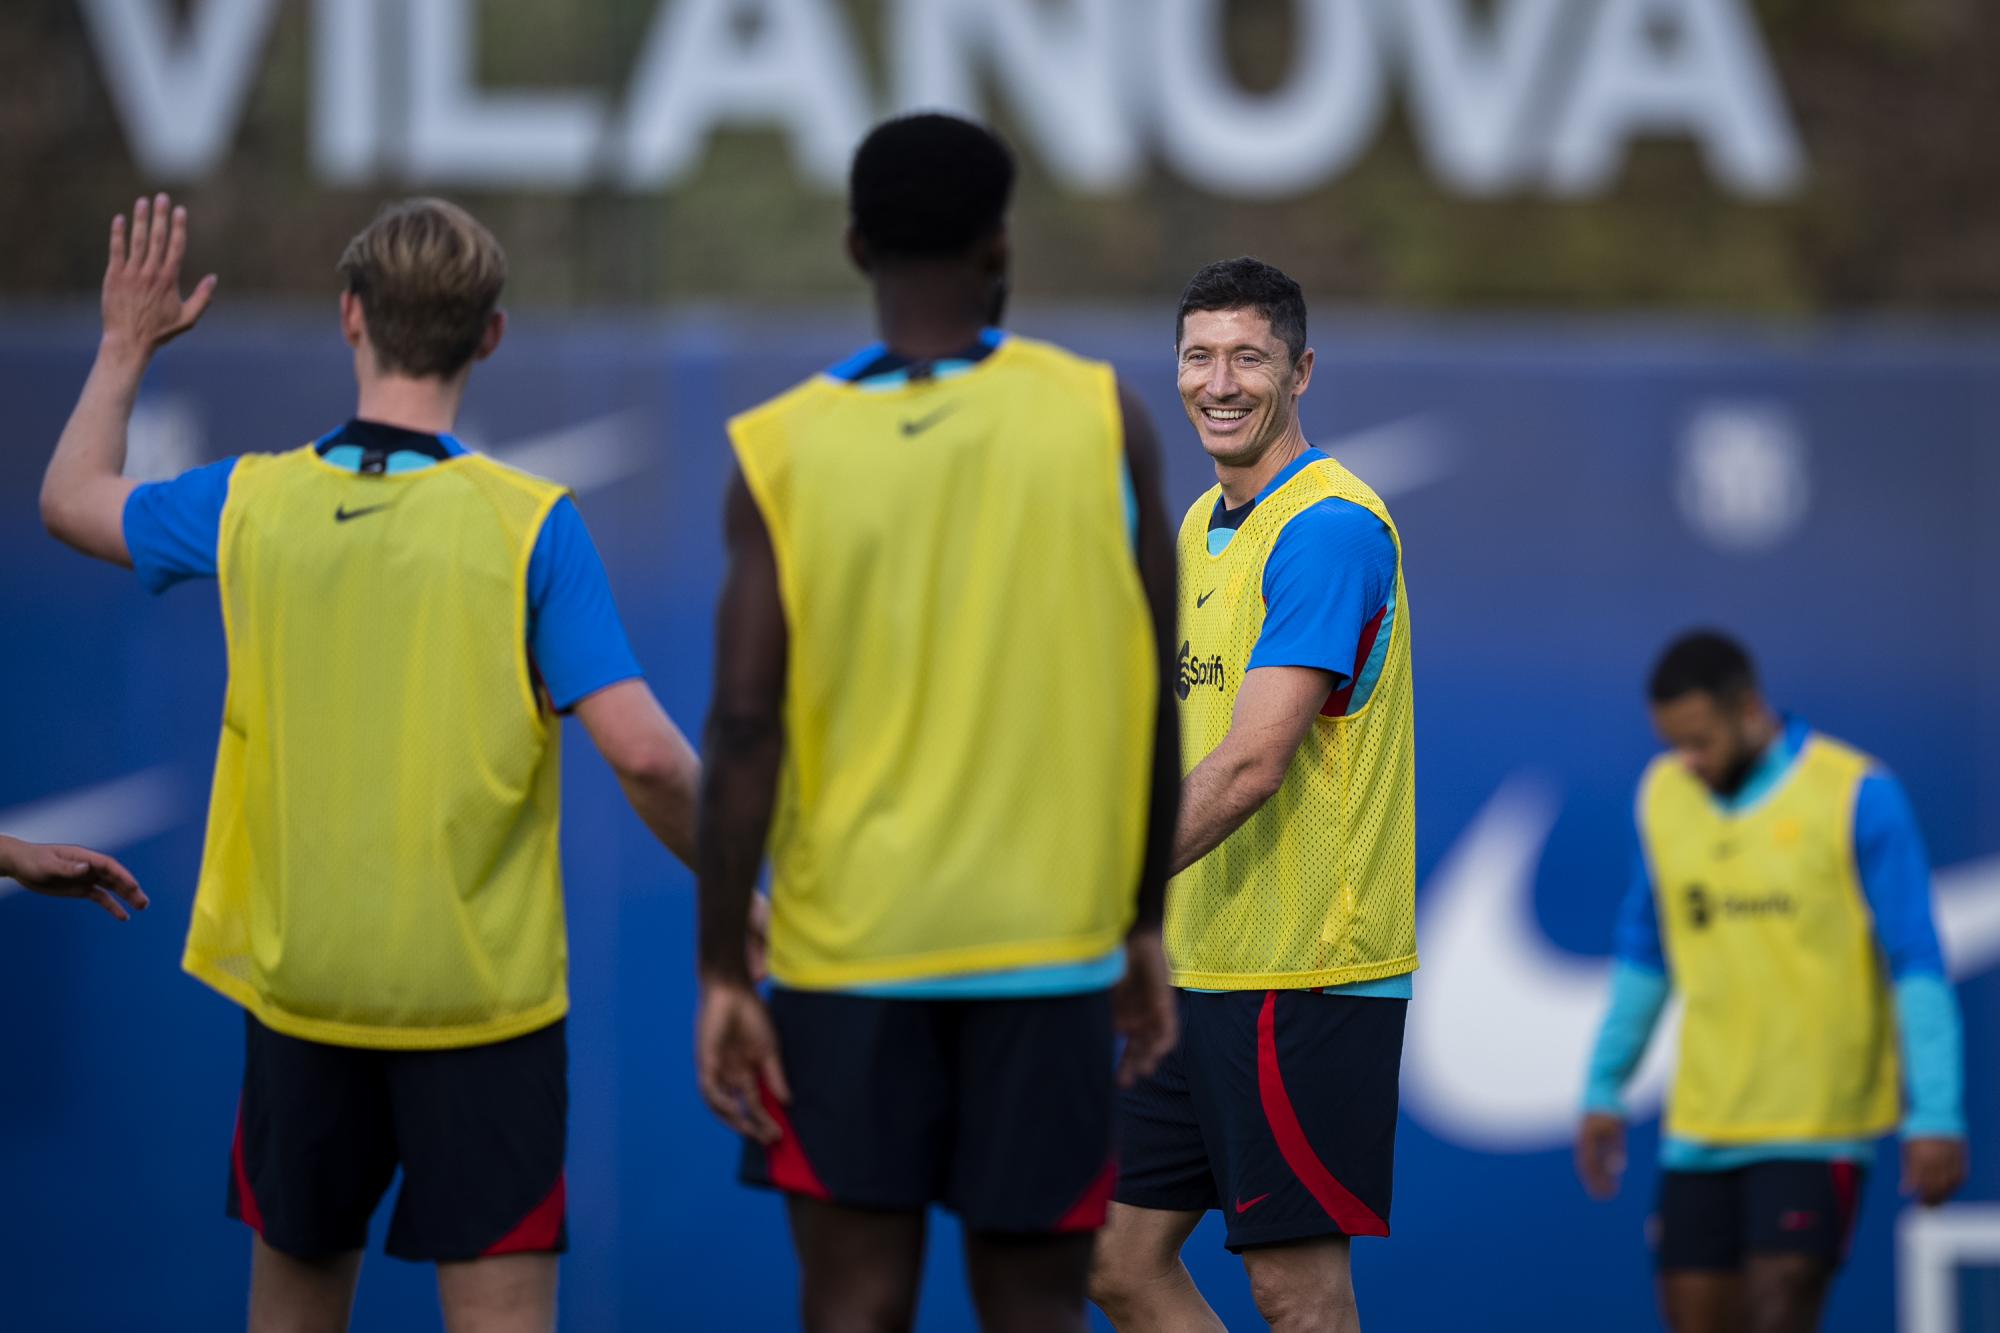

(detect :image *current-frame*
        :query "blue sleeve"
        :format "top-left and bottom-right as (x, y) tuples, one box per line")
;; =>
(1851, 771), (1965, 1136)
(1612, 844), (1666, 971)
(525, 496), (643, 712)
(1582, 960), (1672, 1115)
(1246, 497), (1395, 680)
(1853, 772), (1948, 980)
(120, 457), (237, 594)
(1895, 974), (1967, 1138)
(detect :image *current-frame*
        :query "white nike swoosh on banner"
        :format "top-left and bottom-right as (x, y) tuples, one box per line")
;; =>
(1323, 414), (1455, 499)
(0, 768), (185, 899)
(480, 411), (654, 494)
(1404, 775), (2000, 1152)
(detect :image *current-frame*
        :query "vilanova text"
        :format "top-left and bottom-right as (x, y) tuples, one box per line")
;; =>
(84, 0), (1805, 200)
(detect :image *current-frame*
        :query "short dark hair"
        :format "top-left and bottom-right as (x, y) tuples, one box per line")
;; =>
(1648, 630), (1758, 704)
(1176, 257), (1308, 363)
(336, 198), (506, 380)
(849, 113), (1016, 259)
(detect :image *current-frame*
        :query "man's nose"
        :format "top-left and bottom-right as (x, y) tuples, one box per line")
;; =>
(1205, 361), (1239, 399)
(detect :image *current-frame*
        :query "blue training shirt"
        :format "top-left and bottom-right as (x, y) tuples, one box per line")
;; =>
(121, 419), (642, 711)
(1584, 717), (1966, 1165)
(1200, 446), (1409, 1000)
(1208, 447), (1399, 715)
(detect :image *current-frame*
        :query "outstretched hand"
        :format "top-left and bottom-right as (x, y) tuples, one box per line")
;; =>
(102, 193), (216, 357)
(0, 836), (148, 921)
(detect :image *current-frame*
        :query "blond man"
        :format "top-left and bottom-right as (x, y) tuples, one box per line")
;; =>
(40, 195), (700, 1333)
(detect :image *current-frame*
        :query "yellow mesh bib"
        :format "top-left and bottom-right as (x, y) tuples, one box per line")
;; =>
(1168, 457), (1418, 989)
(183, 446), (570, 1050)
(1644, 734), (1900, 1141)
(730, 337), (1157, 988)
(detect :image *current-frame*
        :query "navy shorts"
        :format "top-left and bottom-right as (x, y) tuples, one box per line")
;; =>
(1115, 989), (1405, 1251)
(1655, 1160), (1867, 1271)
(227, 1012), (567, 1263)
(739, 988), (1116, 1234)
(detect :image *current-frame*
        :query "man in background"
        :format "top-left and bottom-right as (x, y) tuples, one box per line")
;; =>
(1090, 258), (1418, 1333)
(40, 193), (700, 1333)
(1577, 630), (1967, 1333)
(693, 113), (1180, 1333)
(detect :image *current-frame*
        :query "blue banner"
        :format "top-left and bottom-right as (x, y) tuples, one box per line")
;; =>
(1, 311), (1993, 1330)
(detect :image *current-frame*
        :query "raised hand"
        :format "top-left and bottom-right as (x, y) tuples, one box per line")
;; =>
(102, 192), (217, 357)
(0, 835), (148, 921)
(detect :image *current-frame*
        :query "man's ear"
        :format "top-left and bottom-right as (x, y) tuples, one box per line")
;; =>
(474, 309), (506, 362)
(845, 226), (870, 275)
(982, 226), (1010, 280)
(339, 290), (366, 350)
(1291, 345), (1316, 398)
(1736, 689), (1768, 731)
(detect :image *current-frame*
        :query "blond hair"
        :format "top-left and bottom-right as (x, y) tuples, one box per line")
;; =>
(336, 198), (507, 379)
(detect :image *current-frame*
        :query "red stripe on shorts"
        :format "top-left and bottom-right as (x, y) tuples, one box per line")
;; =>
(1256, 991), (1389, 1237)
(1055, 1159), (1118, 1232)
(761, 1083), (832, 1201)
(231, 1102), (265, 1236)
(1831, 1161), (1860, 1259)
(483, 1174), (566, 1257)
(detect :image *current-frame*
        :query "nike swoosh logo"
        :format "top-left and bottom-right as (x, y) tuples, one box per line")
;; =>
(901, 403), (958, 437)
(1402, 775), (2000, 1153)
(1196, 588), (1217, 609)
(1235, 1193), (1272, 1214)
(334, 502), (394, 523)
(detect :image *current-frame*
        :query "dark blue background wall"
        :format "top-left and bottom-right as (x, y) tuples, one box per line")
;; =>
(2, 310), (1994, 1330)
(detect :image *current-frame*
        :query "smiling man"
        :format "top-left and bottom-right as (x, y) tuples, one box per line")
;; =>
(1089, 258), (1417, 1333)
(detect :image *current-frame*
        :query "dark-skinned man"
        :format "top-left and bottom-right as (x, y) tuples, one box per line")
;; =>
(692, 113), (1181, 1333)
(1578, 631), (1967, 1333)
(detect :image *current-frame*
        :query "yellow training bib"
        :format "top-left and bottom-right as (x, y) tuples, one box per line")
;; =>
(183, 446), (571, 1050)
(1167, 457), (1418, 990)
(730, 336), (1156, 989)
(1643, 734), (1900, 1142)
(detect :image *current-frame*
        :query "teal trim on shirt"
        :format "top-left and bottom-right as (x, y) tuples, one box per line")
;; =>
(1896, 972), (1967, 1138)
(1660, 1139), (1876, 1171)
(1718, 718), (1803, 814)
(1204, 447), (1328, 557)
(845, 949), (1126, 999)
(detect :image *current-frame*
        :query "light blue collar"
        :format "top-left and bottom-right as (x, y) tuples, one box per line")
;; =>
(1717, 715), (1809, 814)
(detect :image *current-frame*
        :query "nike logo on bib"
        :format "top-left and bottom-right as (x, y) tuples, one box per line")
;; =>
(901, 404), (957, 437)
(334, 502), (395, 523)
(1196, 588), (1217, 608)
